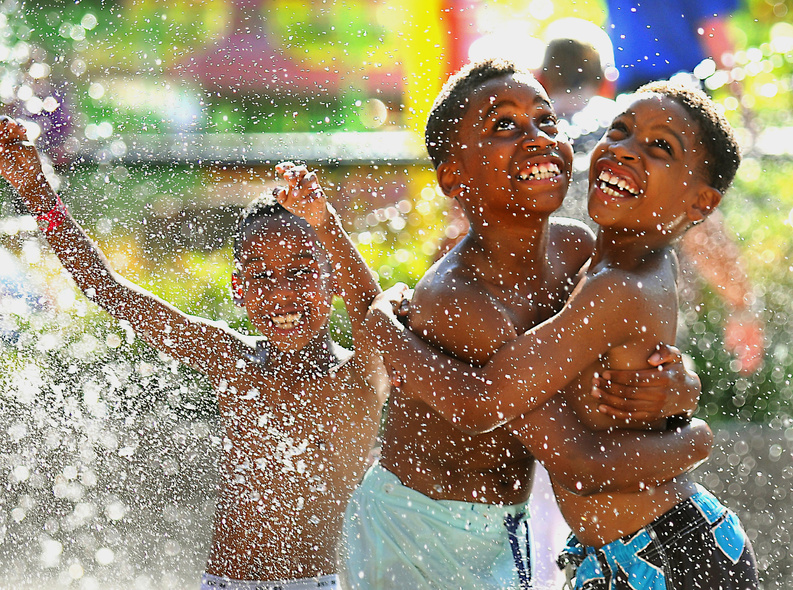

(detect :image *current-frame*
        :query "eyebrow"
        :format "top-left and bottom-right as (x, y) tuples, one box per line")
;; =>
(483, 95), (552, 120)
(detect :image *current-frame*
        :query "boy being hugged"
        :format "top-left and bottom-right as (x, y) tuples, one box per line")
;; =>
(0, 117), (388, 590)
(368, 83), (758, 589)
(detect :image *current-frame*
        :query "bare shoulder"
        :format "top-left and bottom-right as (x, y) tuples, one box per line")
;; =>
(408, 252), (516, 365)
(549, 217), (595, 272)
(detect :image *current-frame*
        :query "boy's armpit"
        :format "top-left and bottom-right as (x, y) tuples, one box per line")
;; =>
(408, 277), (518, 366)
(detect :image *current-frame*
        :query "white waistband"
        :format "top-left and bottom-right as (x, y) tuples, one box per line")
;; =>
(201, 572), (339, 590)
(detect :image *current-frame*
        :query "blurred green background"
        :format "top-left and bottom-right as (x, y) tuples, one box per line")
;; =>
(1, 0), (792, 425)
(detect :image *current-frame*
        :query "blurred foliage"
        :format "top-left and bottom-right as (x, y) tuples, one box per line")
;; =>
(0, 0), (792, 425)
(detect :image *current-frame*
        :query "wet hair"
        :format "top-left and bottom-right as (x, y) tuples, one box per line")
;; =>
(425, 58), (534, 169)
(636, 81), (741, 193)
(541, 38), (603, 94)
(232, 192), (291, 264)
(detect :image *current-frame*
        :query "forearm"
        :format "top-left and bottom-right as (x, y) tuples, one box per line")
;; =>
(314, 205), (380, 334)
(549, 421), (712, 495)
(368, 308), (511, 433)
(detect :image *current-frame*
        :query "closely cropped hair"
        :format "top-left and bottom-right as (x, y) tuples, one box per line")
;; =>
(426, 58), (530, 169)
(233, 192), (289, 263)
(541, 38), (603, 94)
(637, 81), (741, 193)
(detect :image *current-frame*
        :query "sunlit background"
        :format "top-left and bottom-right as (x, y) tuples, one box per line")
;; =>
(1, 0), (792, 588)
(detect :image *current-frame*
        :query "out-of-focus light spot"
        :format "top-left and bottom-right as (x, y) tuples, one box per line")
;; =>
(70, 58), (87, 76)
(19, 120), (41, 142)
(694, 58), (716, 79)
(723, 96), (739, 111)
(95, 548), (114, 565)
(17, 84), (33, 101)
(105, 501), (127, 521)
(40, 538), (63, 567)
(12, 465), (30, 483)
(88, 82), (105, 100)
(25, 96), (44, 114)
(42, 96), (60, 112)
(70, 25), (86, 41)
(29, 62), (50, 79)
(759, 83), (778, 98)
(360, 98), (387, 129)
(82, 14), (98, 30)
(69, 562), (84, 579)
(770, 22), (793, 53)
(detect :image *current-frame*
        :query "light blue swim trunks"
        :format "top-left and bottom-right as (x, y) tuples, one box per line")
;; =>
(340, 461), (533, 590)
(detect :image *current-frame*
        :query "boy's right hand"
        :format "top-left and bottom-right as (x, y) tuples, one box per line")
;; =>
(274, 161), (330, 228)
(0, 116), (48, 199)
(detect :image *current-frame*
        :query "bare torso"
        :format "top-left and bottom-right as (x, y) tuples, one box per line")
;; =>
(550, 253), (696, 546)
(205, 342), (380, 580)
(381, 221), (591, 505)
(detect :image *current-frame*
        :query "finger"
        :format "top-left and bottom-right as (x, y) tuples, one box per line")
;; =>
(275, 161), (295, 176)
(597, 405), (654, 421)
(647, 343), (682, 367)
(593, 387), (662, 411)
(592, 378), (666, 401)
(599, 366), (668, 387)
(273, 186), (288, 205)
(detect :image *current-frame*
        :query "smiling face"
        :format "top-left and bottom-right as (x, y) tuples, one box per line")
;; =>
(588, 93), (717, 237)
(442, 74), (573, 223)
(234, 213), (334, 352)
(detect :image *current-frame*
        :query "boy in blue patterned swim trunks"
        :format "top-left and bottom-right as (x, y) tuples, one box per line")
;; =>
(364, 82), (758, 589)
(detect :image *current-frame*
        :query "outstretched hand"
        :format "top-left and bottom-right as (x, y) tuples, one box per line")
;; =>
(0, 116), (48, 199)
(592, 344), (701, 423)
(273, 161), (330, 228)
(365, 282), (413, 389)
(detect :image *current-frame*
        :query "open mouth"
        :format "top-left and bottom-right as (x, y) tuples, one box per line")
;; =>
(269, 311), (304, 330)
(516, 162), (561, 181)
(596, 169), (641, 198)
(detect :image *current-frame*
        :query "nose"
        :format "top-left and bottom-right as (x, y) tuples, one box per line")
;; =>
(607, 138), (638, 162)
(521, 124), (557, 151)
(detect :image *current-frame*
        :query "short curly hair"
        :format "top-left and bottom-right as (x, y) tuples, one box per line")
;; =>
(425, 58), (537, 169)
(233, 192), (290, 264)
(636, 81), (741, 193)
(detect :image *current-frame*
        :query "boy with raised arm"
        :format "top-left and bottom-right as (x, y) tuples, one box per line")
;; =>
(276, 59), (711, 590)
(0, 117), (388, 590)
(368, 82), (759, 588)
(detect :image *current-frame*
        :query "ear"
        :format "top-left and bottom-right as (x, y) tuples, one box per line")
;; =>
(231, 273), (246, 307)
(687, 186), (722, 224)
(437, 161), (463, 198)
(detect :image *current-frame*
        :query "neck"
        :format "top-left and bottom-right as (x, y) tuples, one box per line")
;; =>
(463, 213), (552, 281)
(261, 330), (339, 376)
(591, 227), (680, 270)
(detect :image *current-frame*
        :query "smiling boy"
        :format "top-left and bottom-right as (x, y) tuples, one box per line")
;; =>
(366, 82), (758, 589)
(0, 117), (388, 590)
(277, 59), (708, 589)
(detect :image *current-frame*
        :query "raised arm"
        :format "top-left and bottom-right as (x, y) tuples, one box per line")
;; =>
(367, 270), (649, 432)
(274, 162), (380, 344)
(510, 394), (712, 495)
(0, 117), (240, 377)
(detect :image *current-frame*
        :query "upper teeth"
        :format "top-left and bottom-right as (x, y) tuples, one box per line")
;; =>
(271, 312), (303, 329)
(517, 162), (560, 181)
(597, 170), (639, 196)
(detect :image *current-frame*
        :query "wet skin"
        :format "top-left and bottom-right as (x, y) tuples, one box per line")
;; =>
(0, 118), (384, 582)
(379, 74), (591, 504)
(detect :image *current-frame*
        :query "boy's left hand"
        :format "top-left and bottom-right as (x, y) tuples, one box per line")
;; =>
(592, 344), (701, 422)
(274, 161), (330, 228)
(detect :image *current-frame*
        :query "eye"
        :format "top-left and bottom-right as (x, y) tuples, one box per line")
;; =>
(606, 120), (629, 138)
(539, 113), (559, 128)
(494, 117), (517, 131)
(651, 138), (673, 155)
(252, 270), (274, 281)
(290, 266), (316, 279)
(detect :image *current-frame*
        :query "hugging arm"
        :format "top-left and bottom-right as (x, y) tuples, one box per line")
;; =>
(368, 272), (644, 432)
(510, 395), (712, 495)
(0, 117), (240, 377)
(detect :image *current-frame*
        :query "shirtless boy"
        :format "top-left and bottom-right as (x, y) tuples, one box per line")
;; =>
(368, 82), (758, 589)
(277, 59), (709, 589)
(0, 117), (387, 590)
